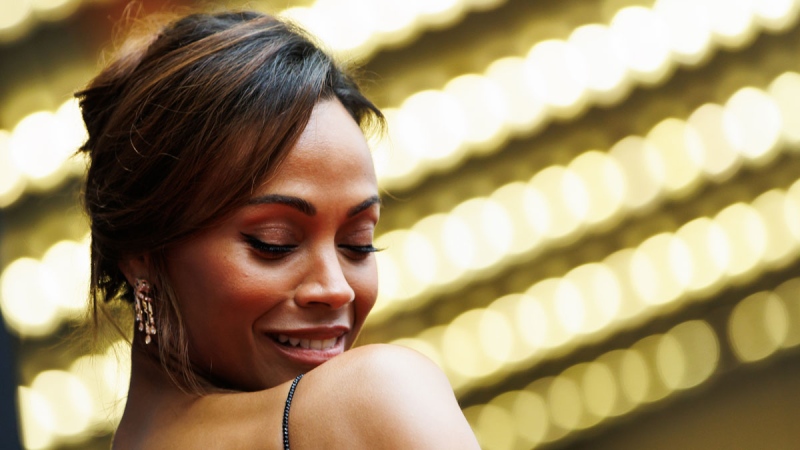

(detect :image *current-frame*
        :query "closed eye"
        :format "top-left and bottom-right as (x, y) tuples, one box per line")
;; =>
(338, 244), (380, 253)
(338, 244), (382, 260)
(242, 234), (297, 257)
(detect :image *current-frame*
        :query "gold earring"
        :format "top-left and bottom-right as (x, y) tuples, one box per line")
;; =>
(134, 278), (157, 344)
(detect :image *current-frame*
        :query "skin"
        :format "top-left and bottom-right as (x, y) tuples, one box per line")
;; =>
(115, 99), (481, 449)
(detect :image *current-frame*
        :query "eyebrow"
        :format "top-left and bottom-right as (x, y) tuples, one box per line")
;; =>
(347, 195), (381, 218)
(247, 194), (381, 218)
(248, 194), (315, 215)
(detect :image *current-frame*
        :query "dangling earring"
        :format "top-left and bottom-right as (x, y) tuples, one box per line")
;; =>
(134, 278), (157, 344)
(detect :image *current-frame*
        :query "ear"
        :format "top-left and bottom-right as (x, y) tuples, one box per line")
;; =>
(118, 253), (152, 287)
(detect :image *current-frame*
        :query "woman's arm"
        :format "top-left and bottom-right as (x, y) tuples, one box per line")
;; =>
(291, 344), (481, 449)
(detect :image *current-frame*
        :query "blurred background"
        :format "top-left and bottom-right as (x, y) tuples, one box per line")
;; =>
(2, 0), (800, 448)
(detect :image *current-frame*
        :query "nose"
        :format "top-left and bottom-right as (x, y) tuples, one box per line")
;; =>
(294, 248), (355, 309)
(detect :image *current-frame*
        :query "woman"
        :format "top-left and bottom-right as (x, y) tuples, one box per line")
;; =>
(77, 10), (479, 449)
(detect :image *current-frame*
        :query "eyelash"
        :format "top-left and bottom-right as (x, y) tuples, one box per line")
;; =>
(242, 235), (380, 258)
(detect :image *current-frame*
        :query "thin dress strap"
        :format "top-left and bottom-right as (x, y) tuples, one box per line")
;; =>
(283, 374), (304, 450)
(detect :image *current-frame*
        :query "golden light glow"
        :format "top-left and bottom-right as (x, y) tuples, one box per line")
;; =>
(1, 237), (90, 337)
(393, 180), (800, 392)
(729, 291), (789, 362)
(280, 0), (507, 58)
(467, 319), (722, 449)
(6, 4), (800, 209)
(0, 0), (84, 41)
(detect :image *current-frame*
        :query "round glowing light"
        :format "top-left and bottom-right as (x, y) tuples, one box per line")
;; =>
(490, 182), (543, 255)
(631, 335), (671, 402)
(714, 203), (768, 278)
(723, 88), (783, 165)
(101, 339), (132, 409)
(402, 230), (439, 285)
(373, 108), (422, 182)
(526, 39), (590, 115)
(514, 293), (549, 351)
(655, 332), (685, 391)
(609, 136), (666, 211)
(55, 97), (88, 154)
(646, 118), (704, 197)
(30, 370), (94, 437)
(768, 72), (800, 146)
(705, 0), (757, 47)
(564, 263), (621, 333)
(789, 180), (800, 241)
(449, 198), (507, 270)
(567, 151), (626, 227)
(375, 229), (416, 305)
(630, 233), (685, 306)
(658, 320), (719, 390)
(0, 0), (31, 32)
(69, 353), (125, 430)
(371, 0), (418, 35)
(547, 374), (584, 431)
(485, 57), (549, 133)
(529, 166), (583, 241)
(729, 291), (789, 362)
(471, 403), (515, 450)
(775, 278), (800, 348)
(0, 130), (26, 207)
(528, 279), (570, 348)
(618, 348), (650, 405)
(444, 74), (509, 148)
(675, 218), (728, 293)
(42, 240), (90, 318)
(520, 183), (552, 239)
(442, 309), (501, 378)
(505, 390), (549, 447)
(478, 309), (514, 364)
(603, 249), (646, 322)
(568, 24), (630, 103)
(326, 0), (378, 52)
(667, 235), (694, 291)
(412, 214), (458, 285)
(375, 250), (401, 308)
(580, 361), (617, 420)
(487, 294), (535, 363)
(752, 189), (799, 268)
(563, 364), (606, 429)
(400, 90), (468, 164)
(32, 0), (71, 10)
(553, 279), (586, 334)
(441, 214), (477, 270)
(610, 6), (673, 83)
(561, 168), (590, 222)
(654, 0), (713, 65)
(17, 386), (54, 450)
(753, 0), (800, 30)
(478, 199), (515, 265)
(9, 109), (78, 187)
(595, 349), (636, 416)
(417, 0), (461, 18)
(0, 258), (60, 336)
(687, 103), (742, 181)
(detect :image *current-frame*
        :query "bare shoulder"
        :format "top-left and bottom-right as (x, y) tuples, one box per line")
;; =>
(290, 344), (480, 450)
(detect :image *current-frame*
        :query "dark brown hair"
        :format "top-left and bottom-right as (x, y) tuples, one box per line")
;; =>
(76, 10), (382, 392)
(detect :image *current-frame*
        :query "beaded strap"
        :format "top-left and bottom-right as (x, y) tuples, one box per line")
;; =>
(283, 374), (304, 450)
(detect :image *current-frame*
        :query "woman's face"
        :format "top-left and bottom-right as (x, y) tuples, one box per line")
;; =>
(165, 100), (380, 391)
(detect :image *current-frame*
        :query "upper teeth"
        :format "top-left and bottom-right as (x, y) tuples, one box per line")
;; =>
(277, 334), (337, 350)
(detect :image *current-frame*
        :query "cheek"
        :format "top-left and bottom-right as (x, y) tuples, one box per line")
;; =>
(351, 261), (379, 316)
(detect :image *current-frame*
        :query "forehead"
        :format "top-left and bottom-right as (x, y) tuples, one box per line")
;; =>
(257, 100), (378, 194)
